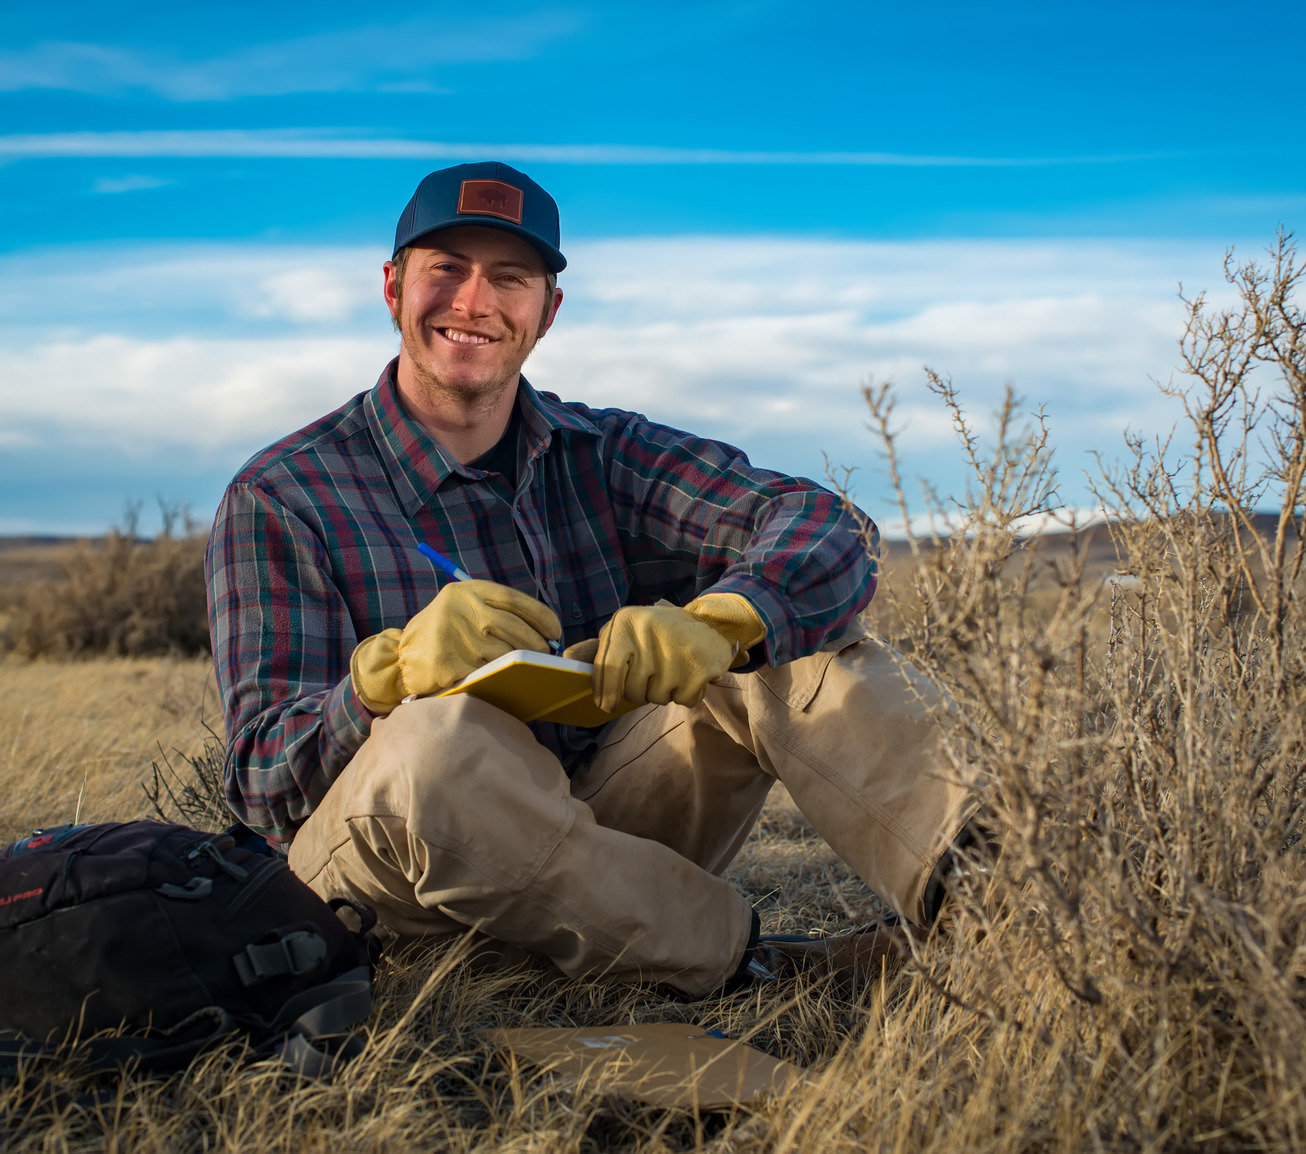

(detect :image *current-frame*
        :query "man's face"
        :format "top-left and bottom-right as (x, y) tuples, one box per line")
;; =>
(384, 225), (562, 406)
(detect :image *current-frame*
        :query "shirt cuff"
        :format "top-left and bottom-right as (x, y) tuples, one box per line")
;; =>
(324, 674), (378, 768)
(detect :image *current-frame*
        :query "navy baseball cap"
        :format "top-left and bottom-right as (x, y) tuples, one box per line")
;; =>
(392, 161), (566, 273)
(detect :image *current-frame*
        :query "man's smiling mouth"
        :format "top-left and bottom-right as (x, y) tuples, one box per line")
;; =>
(438, 328), (493, 345)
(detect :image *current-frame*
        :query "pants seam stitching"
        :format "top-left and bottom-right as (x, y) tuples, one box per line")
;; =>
(575, 712), (689, 803)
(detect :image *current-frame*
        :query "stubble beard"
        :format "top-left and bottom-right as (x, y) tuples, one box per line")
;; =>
(398, 304), (534, 422)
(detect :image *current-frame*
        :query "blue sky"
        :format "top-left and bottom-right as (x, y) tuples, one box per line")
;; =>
(2, 1), (1303, 534)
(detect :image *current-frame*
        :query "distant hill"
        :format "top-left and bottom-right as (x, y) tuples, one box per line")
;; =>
(0, 536), (88, 585)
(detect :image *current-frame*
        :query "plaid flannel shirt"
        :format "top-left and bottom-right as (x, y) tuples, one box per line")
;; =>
(207, 360), (878, 849)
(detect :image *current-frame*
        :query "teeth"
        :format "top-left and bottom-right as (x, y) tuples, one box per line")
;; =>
(442, 328), (492, 345)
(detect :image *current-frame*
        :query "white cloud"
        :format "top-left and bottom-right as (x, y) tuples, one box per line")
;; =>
(875, 506), (1112, 541)
(0, 130), (1153, 166)
(0, 14), (581, 101)
(0, 236), (1245, 518)
(0, 334), (393, 457)
(527, 236), (1234, 478)
(0, 244), (386, 331)
(91, 173), (172, 195)
(246, 267), (379, 324)
(0, 428), (38, 449)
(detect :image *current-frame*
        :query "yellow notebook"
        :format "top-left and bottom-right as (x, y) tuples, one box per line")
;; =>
(437, 650), (639, 727)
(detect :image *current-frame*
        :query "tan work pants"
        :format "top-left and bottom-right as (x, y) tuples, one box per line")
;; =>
(287, 624), (972, 997)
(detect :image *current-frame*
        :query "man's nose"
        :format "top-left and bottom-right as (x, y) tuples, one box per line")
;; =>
(450, 273), (492, 315)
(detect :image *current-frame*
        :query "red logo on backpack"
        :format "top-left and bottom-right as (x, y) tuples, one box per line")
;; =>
(0, 887), (44, 907)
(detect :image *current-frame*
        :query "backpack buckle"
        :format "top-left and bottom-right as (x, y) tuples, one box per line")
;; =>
(233, 930), (328, 987)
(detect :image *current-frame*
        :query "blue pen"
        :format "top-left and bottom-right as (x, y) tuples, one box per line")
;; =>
(417, 542), (561, 653)
(416, 541), (474, 583)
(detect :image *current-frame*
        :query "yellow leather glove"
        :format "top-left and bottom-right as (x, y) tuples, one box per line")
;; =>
(351, 580), (561, 714)
(586, 592), (766, 713)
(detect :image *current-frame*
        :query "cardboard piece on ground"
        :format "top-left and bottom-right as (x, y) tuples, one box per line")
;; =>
(480, 1023), (808, 1110)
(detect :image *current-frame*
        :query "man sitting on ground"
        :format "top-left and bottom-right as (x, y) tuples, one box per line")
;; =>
(206, 161), (975, 997)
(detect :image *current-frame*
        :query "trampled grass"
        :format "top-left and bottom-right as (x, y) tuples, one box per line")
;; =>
(2, 235), (1304, 1150)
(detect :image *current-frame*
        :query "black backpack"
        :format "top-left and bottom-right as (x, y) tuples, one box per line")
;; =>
(0, 821), (378, 1077)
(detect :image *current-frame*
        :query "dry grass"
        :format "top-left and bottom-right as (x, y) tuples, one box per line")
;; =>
(0, 656), (218, 846)
(3, 234), (1305, 1151)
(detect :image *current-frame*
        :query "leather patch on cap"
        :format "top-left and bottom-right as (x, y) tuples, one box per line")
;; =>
(457, 180), (524, 224)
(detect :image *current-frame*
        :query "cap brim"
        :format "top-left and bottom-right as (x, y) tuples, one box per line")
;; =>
(395, 218), (566, 273)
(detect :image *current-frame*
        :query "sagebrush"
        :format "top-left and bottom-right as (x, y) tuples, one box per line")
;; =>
(1, 505), (210, 658)
(843, 230), (1306, 1149)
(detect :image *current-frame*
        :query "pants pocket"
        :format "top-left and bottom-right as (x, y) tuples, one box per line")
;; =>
(756, 615), (874, 711)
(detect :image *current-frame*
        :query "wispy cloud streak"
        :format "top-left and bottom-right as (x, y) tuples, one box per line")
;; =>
(0, 15), (581, 100)
(0, 130), (1157, 167)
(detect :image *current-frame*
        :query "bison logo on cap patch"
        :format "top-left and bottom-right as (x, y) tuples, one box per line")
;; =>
(458, 180), (524, 224)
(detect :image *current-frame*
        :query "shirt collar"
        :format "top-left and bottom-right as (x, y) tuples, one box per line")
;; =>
(518, 377), (602, 459)
(363, 358), (601, 516)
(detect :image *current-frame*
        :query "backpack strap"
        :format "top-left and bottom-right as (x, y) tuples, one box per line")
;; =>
(270, 1032), (365, 1078)
(0, 1007), (235, 1077)
(261, 965), (374, 1077)
(270, 965), (373, 1040)
(0, 1037), (58, 1078)
(0, 968), (372, 1081)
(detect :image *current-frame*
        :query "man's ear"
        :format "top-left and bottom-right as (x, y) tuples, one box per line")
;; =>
(539, 287), (563, 339)
(383, 260), (400, 322)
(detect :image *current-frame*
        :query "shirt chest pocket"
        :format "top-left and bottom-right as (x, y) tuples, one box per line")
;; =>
(550, 565), (629, 649)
